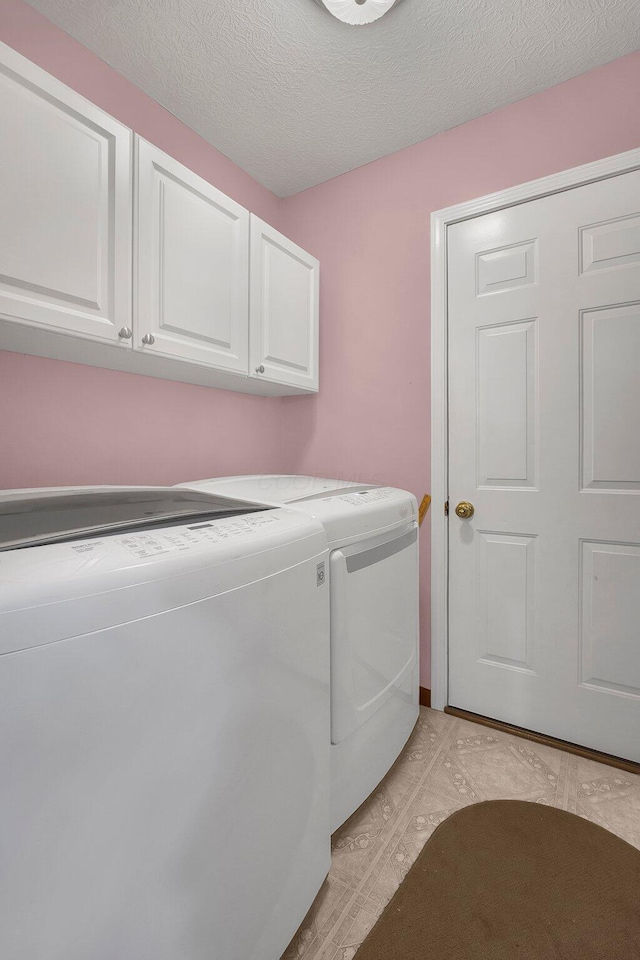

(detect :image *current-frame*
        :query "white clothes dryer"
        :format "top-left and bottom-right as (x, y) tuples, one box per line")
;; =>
(179, 476), (420, 830)
(0, 486), (330, 960)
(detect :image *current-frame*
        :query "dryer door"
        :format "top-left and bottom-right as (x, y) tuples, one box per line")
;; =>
(330, 522), (419, 744)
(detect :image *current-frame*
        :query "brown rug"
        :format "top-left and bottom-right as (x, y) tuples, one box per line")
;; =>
(355, 800), (640, 959)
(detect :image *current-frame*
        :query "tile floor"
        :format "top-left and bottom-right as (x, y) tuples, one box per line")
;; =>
(282, 706), (640, 960)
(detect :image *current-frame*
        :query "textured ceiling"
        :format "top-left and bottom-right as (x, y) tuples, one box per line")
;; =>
(26, 0), (640, 196)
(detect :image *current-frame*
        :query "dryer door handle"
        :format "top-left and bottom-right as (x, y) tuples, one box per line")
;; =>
(345, 527), (417, 574)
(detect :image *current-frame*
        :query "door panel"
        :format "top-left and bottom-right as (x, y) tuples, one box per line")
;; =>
(476, 239), (537, 295)
(476, 531), (536, 671)
(448, 168), (640, 761)
(579, 214), (640, 273)
(477, 319), (537, 487)
(580, 541), (640, 697)
(581, 304), (640, 490)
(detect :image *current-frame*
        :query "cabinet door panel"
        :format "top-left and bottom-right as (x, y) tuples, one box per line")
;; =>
(250, 216), (319, 391)
(0, 42), (132, 343)
(135, 139), (249, 372)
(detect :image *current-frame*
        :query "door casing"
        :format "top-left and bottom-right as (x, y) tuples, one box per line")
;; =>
(430, 146), (640, 712)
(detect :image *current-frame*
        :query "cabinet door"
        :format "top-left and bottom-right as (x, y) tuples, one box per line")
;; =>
(135, 138), (249, 372)
(0, 43), (132, 344)
(250, 216), (319, 391)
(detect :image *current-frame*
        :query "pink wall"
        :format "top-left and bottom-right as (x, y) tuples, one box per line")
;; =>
(278, 50), (640, 686)
(0, 0), (286, 489)
(2, 0), (639, 686)
(0, 352), (288, 488)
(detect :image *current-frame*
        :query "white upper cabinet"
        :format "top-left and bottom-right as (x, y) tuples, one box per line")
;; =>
(134, 138), (250, 373)
(0, 44), (320, 396)
(250, 216), (319, 391)
(0, 43), (132, 344)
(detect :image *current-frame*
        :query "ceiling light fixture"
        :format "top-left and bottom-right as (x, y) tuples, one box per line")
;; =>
(313, 0), (406, 26)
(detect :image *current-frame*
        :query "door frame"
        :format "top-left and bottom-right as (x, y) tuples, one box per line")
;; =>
(430, 147), (640, 712)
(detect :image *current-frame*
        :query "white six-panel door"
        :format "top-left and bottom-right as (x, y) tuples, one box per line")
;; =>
(135, 138), (249, 372)
(447, 169), (640, 761)
(250, 216), (319, 391)
(0, 42), (132, 344)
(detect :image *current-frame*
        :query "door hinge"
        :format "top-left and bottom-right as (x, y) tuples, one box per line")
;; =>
(444, 500), (449, 516)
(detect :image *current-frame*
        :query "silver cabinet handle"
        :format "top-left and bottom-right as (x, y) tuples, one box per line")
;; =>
(118, 327), (133, 340)
(255, 364), (265, 374)
(141, 333), (155, 345)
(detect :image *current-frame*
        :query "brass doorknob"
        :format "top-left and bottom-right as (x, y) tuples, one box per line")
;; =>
(455, 501), (474, 519)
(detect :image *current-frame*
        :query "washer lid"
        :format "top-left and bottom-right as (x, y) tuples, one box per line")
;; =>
(181, 475), (368, 504)
(0, 487), (270, 551)
(286, 485), (375, 503)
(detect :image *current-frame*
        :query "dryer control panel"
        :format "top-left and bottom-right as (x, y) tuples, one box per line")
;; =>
(333, 489), (395, 506)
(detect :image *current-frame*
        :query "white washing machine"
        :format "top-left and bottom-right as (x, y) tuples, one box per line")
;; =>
(179, 476), (420, 830)
(0, 486), (330, 960)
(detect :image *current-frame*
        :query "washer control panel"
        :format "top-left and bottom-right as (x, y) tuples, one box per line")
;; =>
(115, 513), (282, 560)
